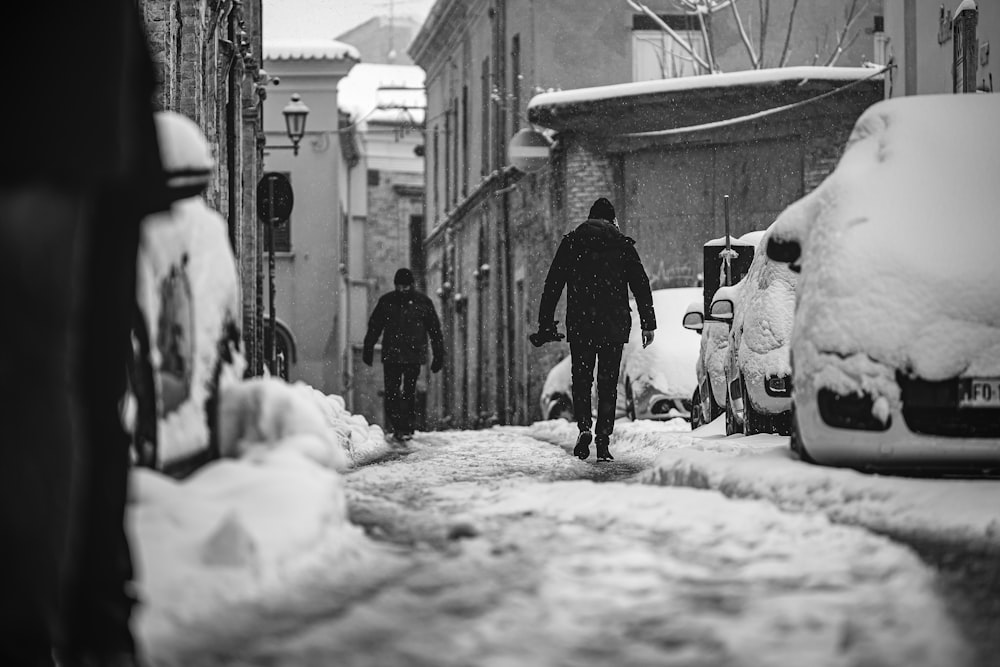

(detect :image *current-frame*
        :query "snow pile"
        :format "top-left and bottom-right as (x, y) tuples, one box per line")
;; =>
(130, 377), (390, 652)
(636, 420), (1000, 551)
(768, 93), (1000, 409)
(530, 416), (693, 468)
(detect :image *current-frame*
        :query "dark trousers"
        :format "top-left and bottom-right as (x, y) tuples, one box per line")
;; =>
(0, 186), (140, 665)
(383, 363), (421, 435)
(570, 341), (624, 437)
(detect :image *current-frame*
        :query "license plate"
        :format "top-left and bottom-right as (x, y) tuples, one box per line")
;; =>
(959, 378), (1000, 408)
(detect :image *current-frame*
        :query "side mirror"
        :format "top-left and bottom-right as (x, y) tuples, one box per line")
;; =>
(767, 236), (801, 272)
(682, 311), (704, 332)
(710, 298), (734, 320)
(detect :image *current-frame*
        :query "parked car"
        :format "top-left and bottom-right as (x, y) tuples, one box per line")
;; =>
(620, 287), (702, 421)
(710, 225), (796, 436)
(539, 287), (701, 423)
(682, 233), (761, 428)
(540, 354), (574, 421)
(766, 93), (1000, 472)
(126, 111), (245, 477)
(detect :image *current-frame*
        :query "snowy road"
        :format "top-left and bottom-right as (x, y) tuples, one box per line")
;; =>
(153, 427), (972, 667)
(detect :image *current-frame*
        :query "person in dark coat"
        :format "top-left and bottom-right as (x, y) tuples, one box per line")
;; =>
(533, 197), (656, 461)
(0, 2), (168, 665)
(363, 268), (445, 441)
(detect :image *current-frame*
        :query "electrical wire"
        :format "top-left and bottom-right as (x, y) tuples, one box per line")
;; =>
(618, 62), (894, 138)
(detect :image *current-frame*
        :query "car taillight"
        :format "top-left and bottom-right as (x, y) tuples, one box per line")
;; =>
(817, 388), (891, 431)
(765, 375), (792, 397)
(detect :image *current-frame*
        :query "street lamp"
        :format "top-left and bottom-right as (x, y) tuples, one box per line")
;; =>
(282, 93), (309, 155)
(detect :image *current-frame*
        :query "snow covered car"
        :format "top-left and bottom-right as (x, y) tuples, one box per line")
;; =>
(539, 287), (701, 423)
(539, 355), (574, 421)
(683, 233), (762, 428)
(710, 225), (796, 436)
(127, 111), (245, 477)
(766, 93), (1000, 473)
(620, 287), (701, 421)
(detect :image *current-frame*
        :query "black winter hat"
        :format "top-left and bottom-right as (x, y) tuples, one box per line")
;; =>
(588, 197), (616, 222)
(394, 268), (415, 285)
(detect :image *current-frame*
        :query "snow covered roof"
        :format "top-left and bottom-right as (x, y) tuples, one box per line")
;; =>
(528, 66), (884, 135)
(337, 63), (425, 127)
(263, 38), (360, 62)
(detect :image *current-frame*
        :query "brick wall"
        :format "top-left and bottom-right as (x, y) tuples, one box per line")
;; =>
(141, 0), (264, 373)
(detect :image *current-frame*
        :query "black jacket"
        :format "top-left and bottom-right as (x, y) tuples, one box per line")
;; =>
(363, 289), (445, 365)
(538, 218), (656, 344)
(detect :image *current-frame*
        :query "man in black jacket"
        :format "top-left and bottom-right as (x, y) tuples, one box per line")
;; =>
(533, 198), (656, 462)
(363, 268), (445, 441)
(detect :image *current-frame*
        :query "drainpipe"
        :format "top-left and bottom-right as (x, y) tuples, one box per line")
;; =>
(342, 159), (354, 411)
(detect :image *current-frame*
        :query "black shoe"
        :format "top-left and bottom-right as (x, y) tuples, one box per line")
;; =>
(595, 435), (613, 462)
(573, 431), (592, 460)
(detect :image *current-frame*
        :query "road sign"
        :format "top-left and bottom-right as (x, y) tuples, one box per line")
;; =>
(508, 128), (552, 173)
(256, 172), (294, 224)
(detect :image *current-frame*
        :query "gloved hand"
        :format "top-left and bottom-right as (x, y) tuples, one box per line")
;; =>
(431, 355), (444, 373)
(641, 329), (655, 349)
(362, 348), (374, 367)
(529, 321), (565, 347)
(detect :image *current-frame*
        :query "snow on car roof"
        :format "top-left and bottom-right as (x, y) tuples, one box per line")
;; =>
(771, 92), (1000, 381)
(704, 230), (767, 247)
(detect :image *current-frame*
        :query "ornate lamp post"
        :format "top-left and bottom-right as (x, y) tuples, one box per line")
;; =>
(282, 93), (310, 155)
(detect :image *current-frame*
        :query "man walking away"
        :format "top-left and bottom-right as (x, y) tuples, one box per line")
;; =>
(363, 268), (445, 442)
(531, 198), (656, 462)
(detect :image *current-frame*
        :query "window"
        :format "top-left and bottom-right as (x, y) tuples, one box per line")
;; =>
(367, 169), (380, 187)
(631, 14), (706, 81)
(511, 35), (521, 132)
(481, 58), (490, 176)
(272, 171), (291, 252)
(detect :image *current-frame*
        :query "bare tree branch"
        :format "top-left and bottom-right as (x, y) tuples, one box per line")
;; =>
(698, 6), (718, 72)
(758, 0), (770, 66)
(824, 0), (871, 66)
(728, 0), (760, 67)
(626, 0), (712, 72)
(778, 0), (801, 67)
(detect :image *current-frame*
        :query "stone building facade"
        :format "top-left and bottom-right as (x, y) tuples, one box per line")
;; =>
(141, 0), (267, 372)
(410, 0), (882, 429)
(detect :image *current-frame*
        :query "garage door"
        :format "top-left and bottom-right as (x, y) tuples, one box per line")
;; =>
(623, 138), (803, 288)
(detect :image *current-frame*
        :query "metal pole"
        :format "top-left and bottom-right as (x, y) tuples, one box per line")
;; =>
(723, 194), (732, 286)
(267, 177), (277, 375)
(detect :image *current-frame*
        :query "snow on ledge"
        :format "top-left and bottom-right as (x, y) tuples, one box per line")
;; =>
(528, 66), (882, 110)
(264, 38), (360, 62)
